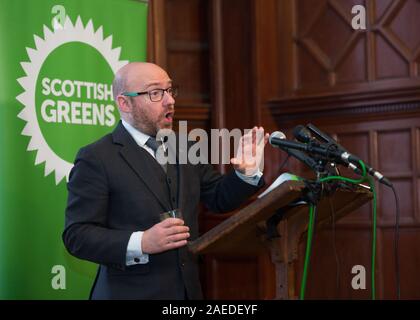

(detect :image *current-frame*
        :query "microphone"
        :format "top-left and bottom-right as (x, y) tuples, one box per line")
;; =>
(269, 131), (343, 159)
(270, 131), (352, 166)
(269, 131), (318, 171)
(303, 124), (392, 187)
(269, 130), (393, 187)
(293, 125), (359, 175)
(307, 123), (339, 144)
(270, 131), (324, 153)
(292, 124), (362, 168)
(269, 130), (286, 141)
(292, 125), (317, 144)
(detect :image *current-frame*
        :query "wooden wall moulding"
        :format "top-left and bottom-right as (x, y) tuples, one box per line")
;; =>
(267, 100), (420, 123)
(268, 85), (420, 109)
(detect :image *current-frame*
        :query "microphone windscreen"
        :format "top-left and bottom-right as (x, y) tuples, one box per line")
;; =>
(269, 131), (286, 145)
(292, 125), (311, 143)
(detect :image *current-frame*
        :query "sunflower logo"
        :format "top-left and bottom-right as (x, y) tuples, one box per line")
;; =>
(16, 16), (128, 185)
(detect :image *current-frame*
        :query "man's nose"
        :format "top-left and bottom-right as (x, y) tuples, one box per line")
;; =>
(163, 90), (175, 105)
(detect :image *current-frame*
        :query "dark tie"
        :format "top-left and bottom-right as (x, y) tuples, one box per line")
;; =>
(145, 137), (167, 173)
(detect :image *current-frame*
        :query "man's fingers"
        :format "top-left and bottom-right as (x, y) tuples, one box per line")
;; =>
(233, 127), (267, 170)
(165, 225), (189, 236)
(143, 219), (190, 254)
(230, 157), (239, 166)
(160, 217), (184, 227)
(263, 133), (269, 145)
(167, 232), (190, 243)
(254, 127), (264, 144)
(166, 240), (188, 250)
(251, 128), (256, 157)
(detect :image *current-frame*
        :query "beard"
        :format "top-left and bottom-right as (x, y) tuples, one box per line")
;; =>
(130, 99), (172, 136)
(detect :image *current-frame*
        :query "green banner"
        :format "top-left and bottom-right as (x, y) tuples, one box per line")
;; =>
(0, 0), (148, 299)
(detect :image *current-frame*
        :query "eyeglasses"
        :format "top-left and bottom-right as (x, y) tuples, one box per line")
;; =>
(121, 86), (178, 102)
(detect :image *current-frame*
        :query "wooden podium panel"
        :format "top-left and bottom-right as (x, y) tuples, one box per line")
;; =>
(189, 181), (372, 255)
(188, 180), (305, 255)
(188, 180), (373, 299)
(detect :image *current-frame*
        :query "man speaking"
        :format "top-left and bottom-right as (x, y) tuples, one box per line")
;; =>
(63, 62), (269, 299)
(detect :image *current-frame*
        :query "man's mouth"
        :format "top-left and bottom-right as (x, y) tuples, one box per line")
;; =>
(164, 111), (174, 122)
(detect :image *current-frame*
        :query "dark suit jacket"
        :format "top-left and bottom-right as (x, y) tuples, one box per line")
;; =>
(63, 121), (263, 300)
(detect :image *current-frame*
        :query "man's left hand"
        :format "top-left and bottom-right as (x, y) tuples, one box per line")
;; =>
(231, 126), (269, 176)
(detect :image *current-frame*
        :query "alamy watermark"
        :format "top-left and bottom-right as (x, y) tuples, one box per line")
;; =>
(51, 265), (66, 290)
(351, 265), (366, 290)
(51, 5), (66, 30)
(352, 5), (366, 30)
(154, 121), (266, 172)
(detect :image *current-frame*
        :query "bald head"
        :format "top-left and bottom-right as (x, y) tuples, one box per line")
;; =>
(112, 62), (170, 102)
(112, 62), (175, 135)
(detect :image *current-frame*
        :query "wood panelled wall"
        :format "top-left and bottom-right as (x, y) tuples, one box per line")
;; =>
(149, 0), (212, 131)
(149, 0), (420, 299)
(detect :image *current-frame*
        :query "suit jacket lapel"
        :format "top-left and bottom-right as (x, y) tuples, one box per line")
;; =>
(112, 122), (172, 211)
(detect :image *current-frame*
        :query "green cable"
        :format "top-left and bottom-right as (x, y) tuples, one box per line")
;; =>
(318, 160), (367, 184)
(368, 177), (377, 300)
(299, 160), (377, 300)
(300, 204), (315, 300)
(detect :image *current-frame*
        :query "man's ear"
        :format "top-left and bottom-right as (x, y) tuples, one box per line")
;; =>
(116, 95), (131, 113)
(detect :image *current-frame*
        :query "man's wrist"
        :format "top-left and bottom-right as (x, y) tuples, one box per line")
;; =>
(126, 231), (149, 265)
(235, 169), (263, 186)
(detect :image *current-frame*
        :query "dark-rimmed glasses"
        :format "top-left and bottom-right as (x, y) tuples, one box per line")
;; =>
(121, 87), (178, 102)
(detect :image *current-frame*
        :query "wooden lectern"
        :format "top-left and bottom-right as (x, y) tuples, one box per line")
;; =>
(188, 180), (372, 299)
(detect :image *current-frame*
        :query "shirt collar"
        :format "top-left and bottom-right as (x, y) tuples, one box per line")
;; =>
(121, 119), (151, 148)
